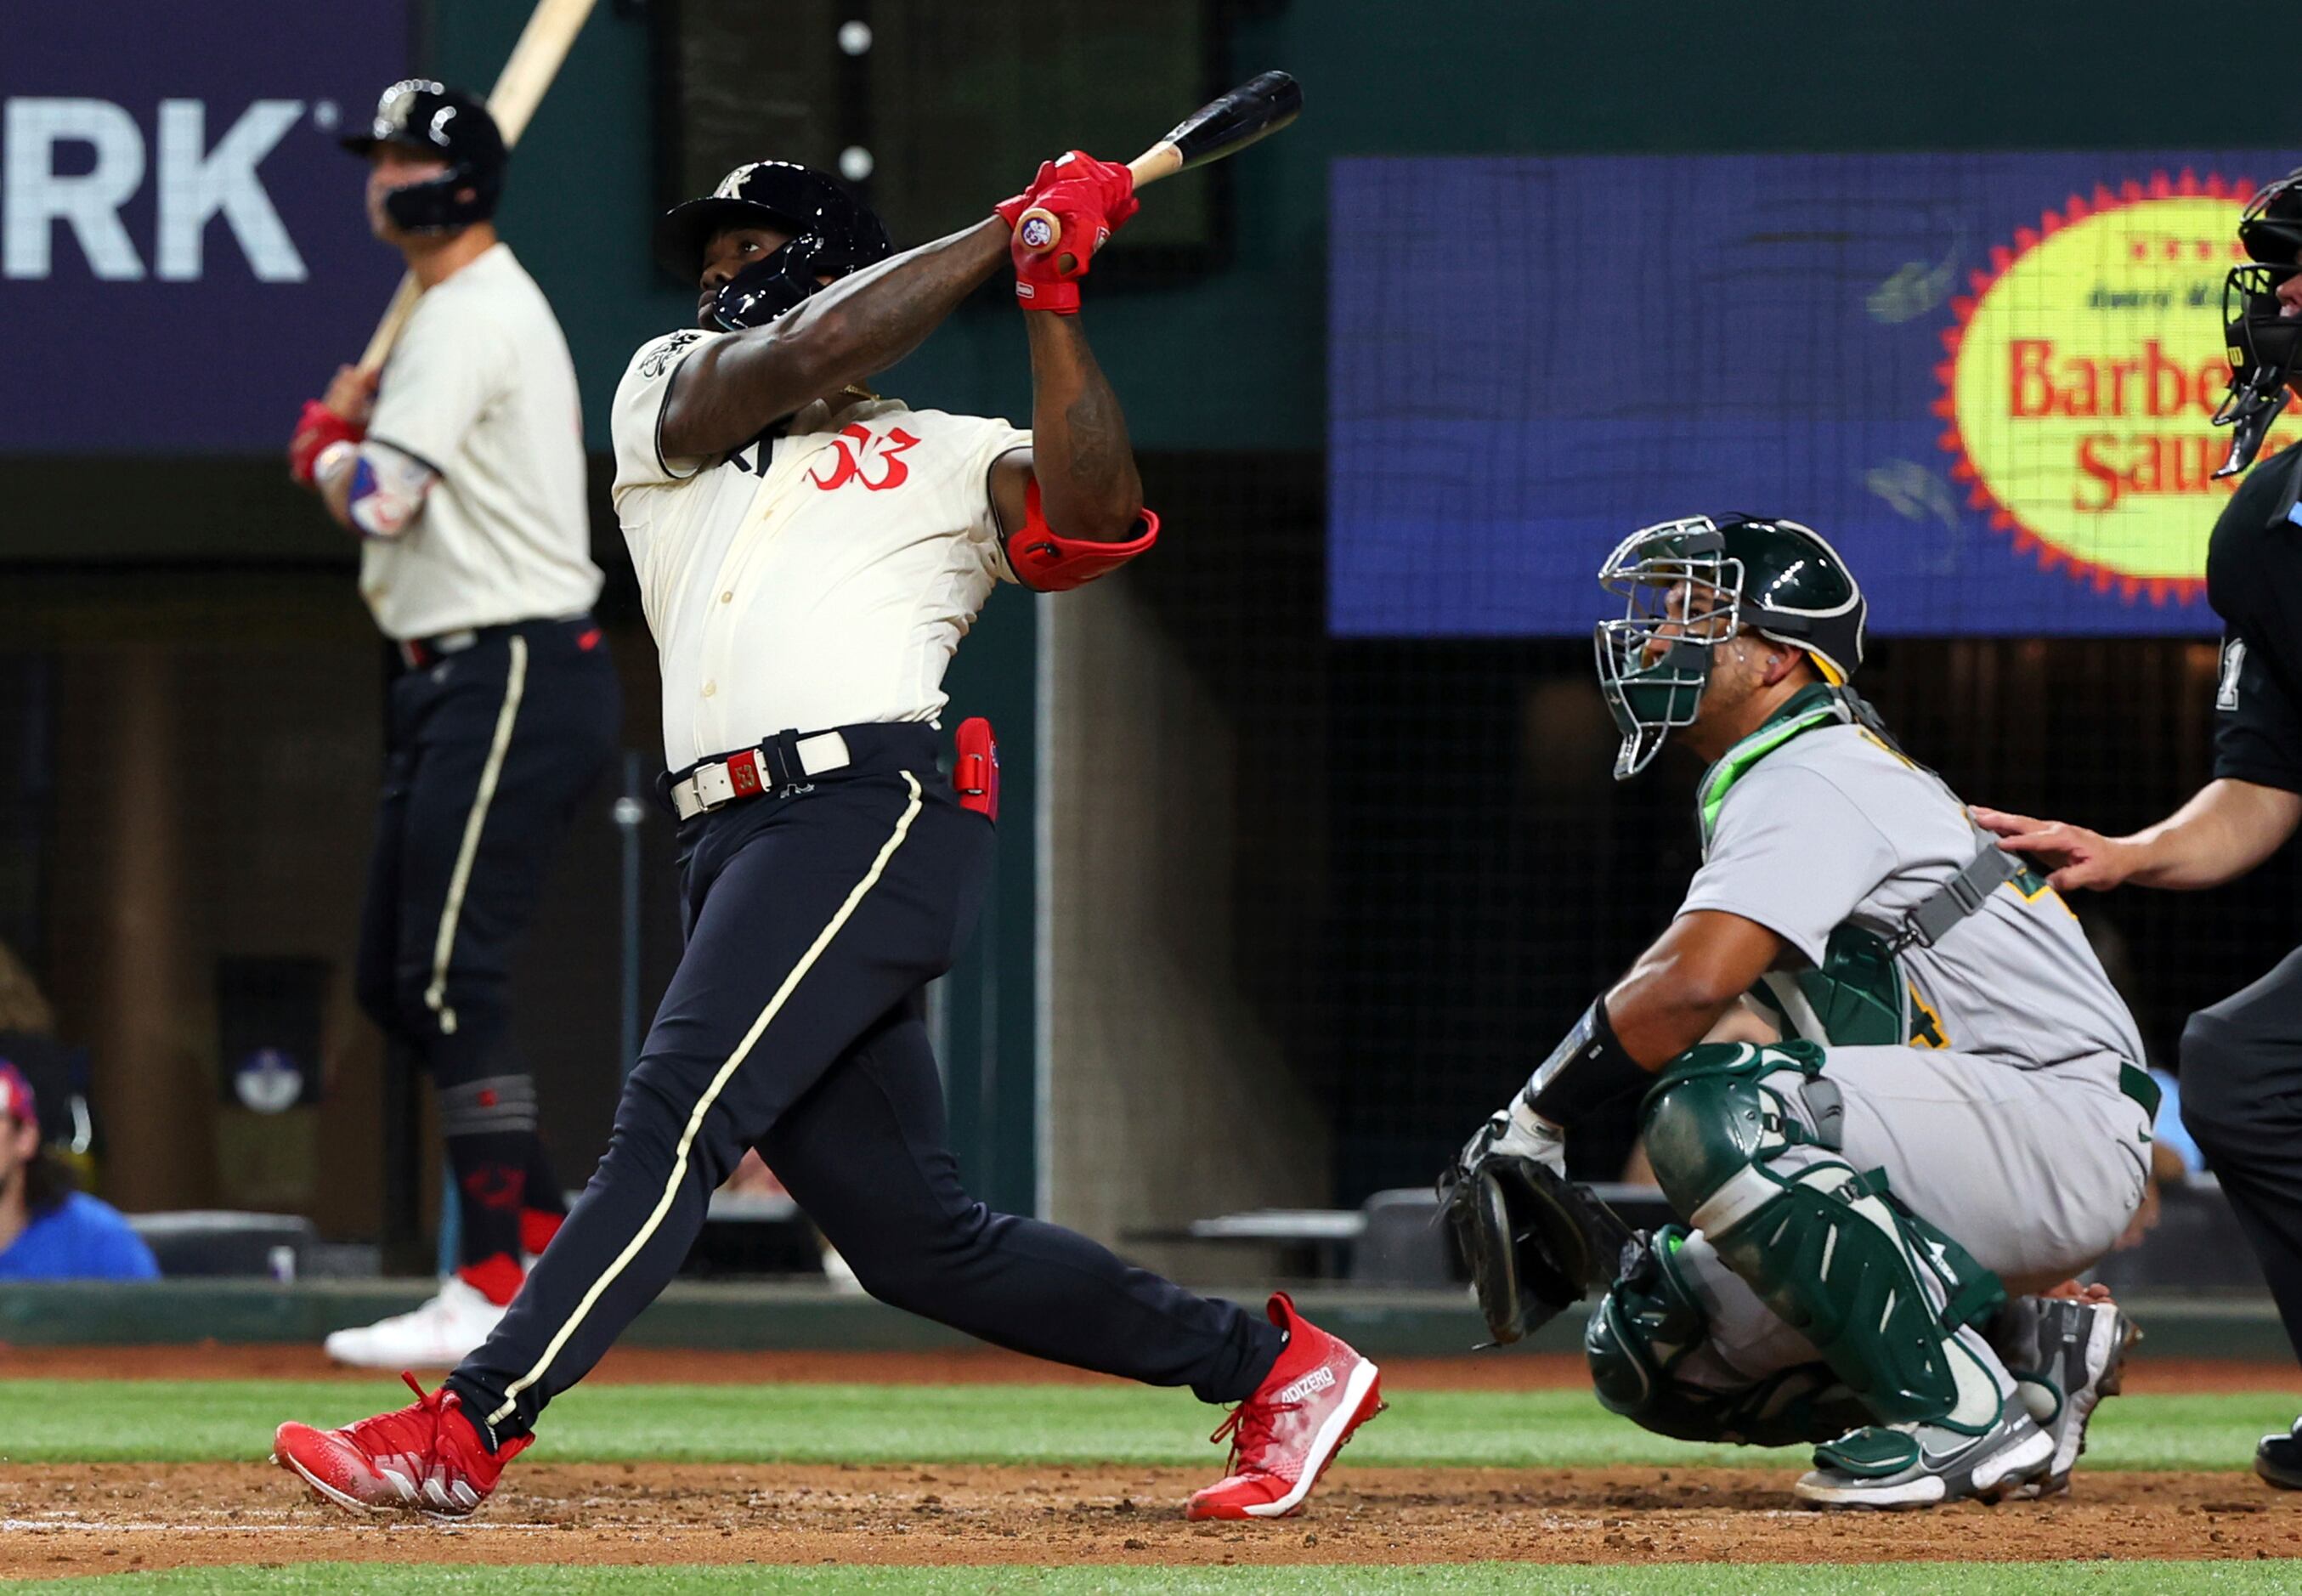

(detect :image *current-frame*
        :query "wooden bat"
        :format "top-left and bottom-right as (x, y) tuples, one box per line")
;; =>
(1014, 70), (1304, 272)
(354, 0), (600, 375)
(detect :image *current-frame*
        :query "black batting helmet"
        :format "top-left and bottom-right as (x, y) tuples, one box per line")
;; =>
(655, 161), (893, 331)
(341, 80), (506, 234)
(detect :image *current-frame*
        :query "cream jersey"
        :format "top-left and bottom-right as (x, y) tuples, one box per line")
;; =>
(608, 326), (1031, 771)
(359, 243), (602, 642)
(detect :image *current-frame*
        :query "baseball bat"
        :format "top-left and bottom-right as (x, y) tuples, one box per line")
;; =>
(355, 0), (601, 375)
(1015, 70), (1304, 269)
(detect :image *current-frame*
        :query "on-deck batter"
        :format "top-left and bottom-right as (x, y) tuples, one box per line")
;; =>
(287, 81), (618, 1368)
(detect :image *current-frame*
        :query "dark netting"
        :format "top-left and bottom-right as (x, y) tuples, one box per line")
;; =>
(1127, 452), (2302, 1205)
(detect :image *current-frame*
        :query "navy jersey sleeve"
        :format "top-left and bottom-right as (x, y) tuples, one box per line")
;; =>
(2213, 630), (2302, 792)
(2207, 450), (2302, 793)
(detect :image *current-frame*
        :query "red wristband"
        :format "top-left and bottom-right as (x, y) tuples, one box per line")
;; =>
(1015, 278), (1081, 314)
(289, 399), (364, 486)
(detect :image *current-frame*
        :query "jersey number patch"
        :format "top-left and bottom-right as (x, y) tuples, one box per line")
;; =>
(810, 423), (920, 492)
(2218, 637), (2247, 713)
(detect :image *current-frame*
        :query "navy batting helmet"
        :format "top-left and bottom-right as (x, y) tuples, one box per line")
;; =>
(342, 80), (506, 234)
(655, 161), (893, 331)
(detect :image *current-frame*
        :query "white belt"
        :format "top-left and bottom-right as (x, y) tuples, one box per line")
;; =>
(670, 731), (853, 819)
(396, 630), (478, 669)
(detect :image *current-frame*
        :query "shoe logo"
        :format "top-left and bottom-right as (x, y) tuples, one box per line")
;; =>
(1275, 1367), (1337, 1404)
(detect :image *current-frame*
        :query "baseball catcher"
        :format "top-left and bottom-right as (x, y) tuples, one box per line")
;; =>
(1444, 515), (2152, 1507)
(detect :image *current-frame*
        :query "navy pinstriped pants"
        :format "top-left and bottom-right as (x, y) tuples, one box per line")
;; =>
(446, 725), (1281, 1440)
(355, 617), (619, 1271)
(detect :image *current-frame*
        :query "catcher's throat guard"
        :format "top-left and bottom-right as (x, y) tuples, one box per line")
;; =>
(1441, 1157), (1634, 1346)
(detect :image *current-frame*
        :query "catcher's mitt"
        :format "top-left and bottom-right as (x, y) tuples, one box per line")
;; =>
(1438, 1153), (1636, 1345)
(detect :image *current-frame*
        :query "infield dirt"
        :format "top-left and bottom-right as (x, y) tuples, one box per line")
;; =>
(7, 1461), (2302, 1576)
(7, 1347), (2300, 1576)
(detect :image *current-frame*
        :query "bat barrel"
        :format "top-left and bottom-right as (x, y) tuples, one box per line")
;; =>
(1161, 70), (1302, 173)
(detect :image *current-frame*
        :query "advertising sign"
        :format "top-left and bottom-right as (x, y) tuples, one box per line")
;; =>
(1, 3), (408, 453)
(1329, 154), (2299, 637)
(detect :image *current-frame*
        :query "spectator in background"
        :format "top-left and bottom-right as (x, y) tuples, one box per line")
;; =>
(0, 1060), (157, 1281)
(0, 942), (75, 1099)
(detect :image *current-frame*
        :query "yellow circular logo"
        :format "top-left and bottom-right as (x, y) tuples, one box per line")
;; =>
(1937, 175), (2291, 606)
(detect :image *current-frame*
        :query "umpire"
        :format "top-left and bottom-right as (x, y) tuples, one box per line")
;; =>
(1973, 166), (2302, 1490)
(287, 82), (618, 1366)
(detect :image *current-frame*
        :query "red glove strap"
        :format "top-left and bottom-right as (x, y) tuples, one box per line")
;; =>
(289, 399), (363, 486)
(1015, 277), (1082, 314)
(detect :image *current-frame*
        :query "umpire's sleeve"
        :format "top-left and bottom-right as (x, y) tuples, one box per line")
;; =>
(2212, 629), (2302, 793)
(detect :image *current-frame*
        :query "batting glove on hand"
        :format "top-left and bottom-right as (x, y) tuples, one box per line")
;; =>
(289, 400), (364, 488)
(996, 152), (1140, 314)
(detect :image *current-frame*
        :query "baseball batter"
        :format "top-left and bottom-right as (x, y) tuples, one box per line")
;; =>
(274, 154), (1382, 1520)
(287, 82), (618, 1367)
(1447, 515), (2153, 1507)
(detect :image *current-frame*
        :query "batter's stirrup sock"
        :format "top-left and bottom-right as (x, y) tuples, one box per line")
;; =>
(440, 1075), (540, 1290)
(520, 1207), (565, 1258)
(458, 1250), (524, 1308)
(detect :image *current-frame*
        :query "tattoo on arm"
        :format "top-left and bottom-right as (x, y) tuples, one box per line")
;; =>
(1064, 365), (1123, 495)
(1029, 314), (1143, 539)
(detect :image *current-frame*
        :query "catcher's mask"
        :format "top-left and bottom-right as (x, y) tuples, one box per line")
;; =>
(1593, 515), (1865, 780)
(2214, 168), (2302, 478)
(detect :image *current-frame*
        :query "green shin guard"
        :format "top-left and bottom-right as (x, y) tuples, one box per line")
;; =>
(1586, 1225), (1874, 1448)
(1642, 1043), (2009, 1432)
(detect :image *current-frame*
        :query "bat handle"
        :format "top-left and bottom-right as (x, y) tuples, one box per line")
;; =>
(1126, 140), (1185, 190)
(1012, 139), (1185, 271)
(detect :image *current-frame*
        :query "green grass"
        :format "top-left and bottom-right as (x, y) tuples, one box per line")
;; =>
(2, 1378), (2295, 1470)
(4, 1567), (2301, 1596)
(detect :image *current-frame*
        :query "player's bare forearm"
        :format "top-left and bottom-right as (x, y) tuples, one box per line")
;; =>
(662, 219), (1010, 458)
(1604, 911), (1789, 1067)
(1979, 779), (2302, 892)
(1021, 312), (1144, 540)
(2125, 778), (2302, 889)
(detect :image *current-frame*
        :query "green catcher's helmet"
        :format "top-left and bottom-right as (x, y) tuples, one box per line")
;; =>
(1592, 515), (1867, 779)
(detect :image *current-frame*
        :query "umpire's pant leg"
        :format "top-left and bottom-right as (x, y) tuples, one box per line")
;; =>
(447, 775), (959, 1440)
(763, 1005), (1283, 1405)
(2181, 945), (2302, 1365)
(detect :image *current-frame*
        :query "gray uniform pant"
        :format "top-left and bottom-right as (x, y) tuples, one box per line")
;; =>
(2180, 946), (2302, 1366)
(1677, 1045), (2151, 1387)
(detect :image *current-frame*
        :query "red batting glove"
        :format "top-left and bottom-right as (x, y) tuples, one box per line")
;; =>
(994, 159), (1064, 230)
(288, 399), (364, 486)
(998, 151), (1141, 314)
(995, 152), (1140, 233)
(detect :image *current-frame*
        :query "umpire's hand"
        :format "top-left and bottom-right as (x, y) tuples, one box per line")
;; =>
(1971, 806), (2135, 892)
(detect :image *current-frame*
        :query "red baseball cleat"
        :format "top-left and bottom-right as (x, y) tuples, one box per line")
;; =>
(273, 1372), (530, 1518)
(1186, 1293), (1384, 1520)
